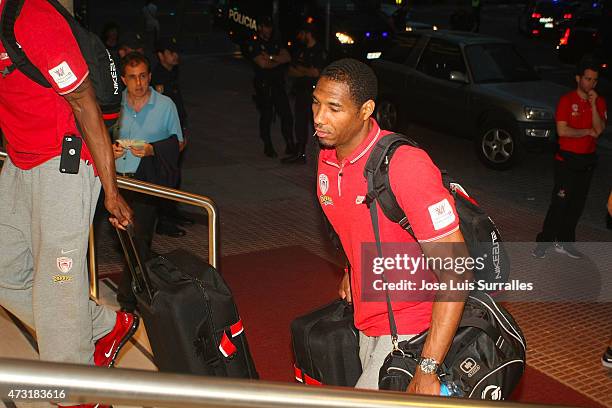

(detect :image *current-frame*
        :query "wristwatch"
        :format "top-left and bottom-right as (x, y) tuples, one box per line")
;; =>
(418, 357), (440, 374)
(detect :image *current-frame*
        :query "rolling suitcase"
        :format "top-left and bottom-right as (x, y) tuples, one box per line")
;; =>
(116, 226), (258, 378)
(291, 299), (361, 386)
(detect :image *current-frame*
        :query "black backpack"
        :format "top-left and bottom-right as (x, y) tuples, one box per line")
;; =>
(0, 0), (121, 128)
(363, 133), (510, 288)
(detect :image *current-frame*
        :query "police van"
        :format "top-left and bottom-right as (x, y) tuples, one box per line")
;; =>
(217, 0), (394, 61)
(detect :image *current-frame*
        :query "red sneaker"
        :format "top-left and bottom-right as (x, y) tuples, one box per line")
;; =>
(94, 311), (139, 367)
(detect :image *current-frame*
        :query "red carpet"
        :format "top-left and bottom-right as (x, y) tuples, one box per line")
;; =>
(222, 246), (605, 408)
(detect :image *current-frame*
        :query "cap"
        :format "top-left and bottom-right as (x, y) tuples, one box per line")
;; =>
(155, 36), (180, 53)
(119, 32), (145, 50)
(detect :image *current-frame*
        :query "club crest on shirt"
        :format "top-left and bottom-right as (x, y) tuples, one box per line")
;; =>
(0, 52), (8, 60)
(571, 103), (580, 116)
(319, 174), (329, 195)
(56, 257), (73, 273)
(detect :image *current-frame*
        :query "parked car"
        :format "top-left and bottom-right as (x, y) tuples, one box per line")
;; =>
(372, 31), (570, 169)
(518, 0), (579, 38)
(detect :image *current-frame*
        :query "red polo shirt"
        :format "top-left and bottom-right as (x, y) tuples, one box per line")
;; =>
(0, 0), (93, 170)
(556, 90), (607, 156)
(318, 119), (460, 336)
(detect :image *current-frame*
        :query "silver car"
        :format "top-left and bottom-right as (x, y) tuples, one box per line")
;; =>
(372, 31), (570, 169)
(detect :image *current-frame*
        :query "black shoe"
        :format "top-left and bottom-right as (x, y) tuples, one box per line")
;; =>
(264, 145), (278, 158)
(285, 143), (296, 155)
(169, 211), (195, 226)
(603, 347), (612, 368)
(281, 154), (306, 164)
(156, 222), (186, 238)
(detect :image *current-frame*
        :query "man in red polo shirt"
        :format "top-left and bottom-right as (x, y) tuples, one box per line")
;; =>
(314, 59), (470, 394)
(0, 0), (139, 375)
(533, 58), (607, 259)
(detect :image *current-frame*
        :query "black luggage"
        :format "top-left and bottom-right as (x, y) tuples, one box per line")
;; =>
(116, 226), (258, 378)
(291, 299), (361, 386)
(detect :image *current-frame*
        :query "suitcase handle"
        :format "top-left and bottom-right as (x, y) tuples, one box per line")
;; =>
(116, 224), (155, 303)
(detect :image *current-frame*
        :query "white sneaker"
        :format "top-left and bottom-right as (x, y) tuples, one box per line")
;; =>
(554, 243), (583, 259)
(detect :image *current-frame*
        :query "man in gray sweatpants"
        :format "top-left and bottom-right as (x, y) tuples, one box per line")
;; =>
(0, 0), (137, 377)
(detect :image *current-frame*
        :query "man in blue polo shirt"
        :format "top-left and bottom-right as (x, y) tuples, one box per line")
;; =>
(112, 51), (183, 312)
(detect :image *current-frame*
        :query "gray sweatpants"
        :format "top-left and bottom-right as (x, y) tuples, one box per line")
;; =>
(0, 156), (116, 364)
(355, 332), (415, 389)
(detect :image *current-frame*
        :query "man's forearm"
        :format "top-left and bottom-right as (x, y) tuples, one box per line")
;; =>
(591, 109), (605, 135)
(419, 301), (465, 363)
(65, 78), (120, 198)
(557, 123), (592, 138)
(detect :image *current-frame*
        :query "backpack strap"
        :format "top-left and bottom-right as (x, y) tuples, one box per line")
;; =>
(0, 0), (52, 87)
(363, 132), (420, 239)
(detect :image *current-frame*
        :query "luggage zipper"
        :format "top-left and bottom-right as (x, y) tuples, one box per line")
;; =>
(192, 277), (224, 366)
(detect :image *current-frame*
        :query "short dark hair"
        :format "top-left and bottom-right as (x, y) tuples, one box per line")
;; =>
(576, 55), (600, 76)
(121, 52), (150, 76)
(320, 58), (378, 107)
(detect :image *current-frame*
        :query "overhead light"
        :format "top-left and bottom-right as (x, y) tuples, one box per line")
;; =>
(433, 25), (438, 30)
(336, 32), (355, 44)
(405, 26), (413, 31)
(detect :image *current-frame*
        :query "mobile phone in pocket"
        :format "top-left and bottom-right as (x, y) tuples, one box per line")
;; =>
(59, 135), (82, 174)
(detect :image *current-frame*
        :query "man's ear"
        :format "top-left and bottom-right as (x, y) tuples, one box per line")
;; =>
(360, 99), (376, 121)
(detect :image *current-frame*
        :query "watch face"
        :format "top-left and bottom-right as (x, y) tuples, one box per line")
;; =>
(420, 358), (438, 374)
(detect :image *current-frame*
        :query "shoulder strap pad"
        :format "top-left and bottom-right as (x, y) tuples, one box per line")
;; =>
(0, 0), (51, 87)
(363, 133), (419, 228)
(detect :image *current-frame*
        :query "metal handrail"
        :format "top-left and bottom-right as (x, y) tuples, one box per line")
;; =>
(0, 150), (218, 299)
(0, 358), (570, 408)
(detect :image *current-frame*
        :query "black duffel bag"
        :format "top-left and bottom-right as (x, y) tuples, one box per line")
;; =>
(378, 291), (526, 400)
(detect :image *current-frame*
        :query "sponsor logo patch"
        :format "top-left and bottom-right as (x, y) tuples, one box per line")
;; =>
(48, 61), (77, 88)
(52, 275), (73, 283)
(0, 52), (8, 60)
(428, 198), (456, 230)
(355, 195), (366, 205)
(319, 195), (334, 206)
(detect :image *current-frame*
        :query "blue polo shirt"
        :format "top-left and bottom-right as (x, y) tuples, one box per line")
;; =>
(115, 87), (183, 173)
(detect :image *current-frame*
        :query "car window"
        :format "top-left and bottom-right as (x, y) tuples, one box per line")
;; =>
(381, 34), (420, 63)
(416, 39), (466, 81)
(465, 43), (540, 83)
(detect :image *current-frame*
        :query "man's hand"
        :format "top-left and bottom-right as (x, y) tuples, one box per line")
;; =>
(105, 192), (133, 230)
(588, 89), (598, 107)
(406, 370), (440, 395)
(112, 142), (125, 159)
(338, 270), (352, 303)
(130, 143), (154, 158)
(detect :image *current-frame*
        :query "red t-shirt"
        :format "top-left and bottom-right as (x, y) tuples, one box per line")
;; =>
(0, 0), (93, 170)
(556, 90), (607, 156)
(317, 119), (460, 336)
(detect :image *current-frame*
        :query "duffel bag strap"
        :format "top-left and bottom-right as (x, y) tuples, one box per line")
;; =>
(366, 170), (400, 350)
(459, 317), (503, 346)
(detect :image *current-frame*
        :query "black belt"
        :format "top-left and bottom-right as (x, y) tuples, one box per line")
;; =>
(117, 172), (136, 178)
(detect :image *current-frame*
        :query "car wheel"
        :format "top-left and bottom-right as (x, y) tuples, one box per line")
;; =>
(476, 120), (520, 170)
(376, 99), (399, 130)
